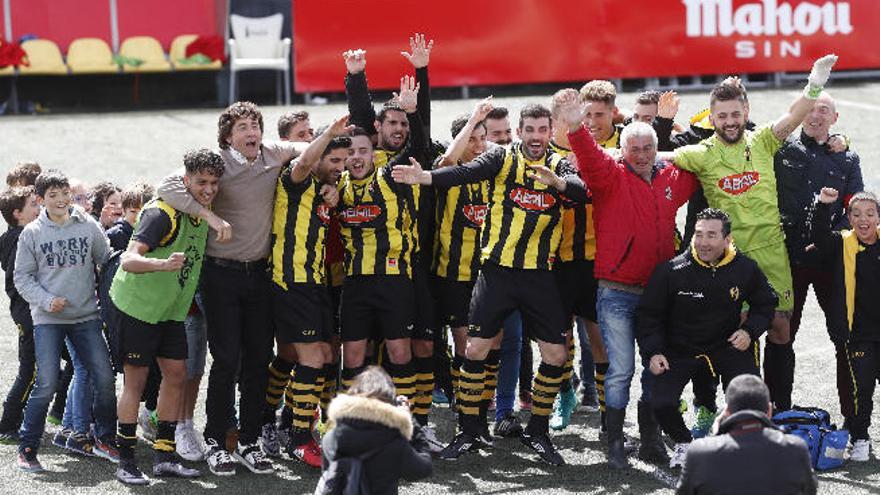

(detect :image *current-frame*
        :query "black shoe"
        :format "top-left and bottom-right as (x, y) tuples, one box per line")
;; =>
(439, 433), (478, 460)
(116, 461), (149, 485)
(605, 407), (629, 470)
(476, 425), (494, 449)
(493, 413), (523, 438)
(520, 431), (565, 466)
(637, 400), (670, 463)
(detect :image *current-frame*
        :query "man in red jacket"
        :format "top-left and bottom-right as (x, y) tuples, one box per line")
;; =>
(566, 108), (699, 469)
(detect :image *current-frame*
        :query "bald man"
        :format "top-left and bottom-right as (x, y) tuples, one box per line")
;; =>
(768, 91), (863, 415)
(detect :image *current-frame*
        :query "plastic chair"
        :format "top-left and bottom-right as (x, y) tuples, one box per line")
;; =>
(118, 36), (171, 72)
(170, 34), (221, 71)
(18, 39), (69, 75)
(0, 66), (13, 76)
(67, 38), (119, 74)
(228, 13), (291, 105)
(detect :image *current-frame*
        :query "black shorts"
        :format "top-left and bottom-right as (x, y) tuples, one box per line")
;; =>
(434, 275), (474, 329)
(554, 259), (598, 323)
(341, 275), (415, 342)
(412, 266), (437, 341)
(468, 263), (567, 345)
(116, 310), (187, 366)
(272, 283), (334, 344)
(329, 284), (342, 335)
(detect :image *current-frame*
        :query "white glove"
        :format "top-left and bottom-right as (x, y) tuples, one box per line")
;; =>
(805, 54), (838, 98)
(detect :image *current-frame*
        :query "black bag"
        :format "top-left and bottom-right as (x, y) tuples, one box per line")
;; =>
(97, 250), (123, 373)
(313, 444), (385, 495)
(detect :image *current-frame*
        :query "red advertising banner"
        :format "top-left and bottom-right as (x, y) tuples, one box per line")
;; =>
(293, 0), (880, 93)
(10, 0), (111, 51)
(117, 0), (221, 50)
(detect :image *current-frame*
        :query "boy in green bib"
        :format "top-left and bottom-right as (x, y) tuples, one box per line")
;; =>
(110, 149), (225, 485)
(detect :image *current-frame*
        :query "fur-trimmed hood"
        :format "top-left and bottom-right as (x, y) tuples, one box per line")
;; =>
(327, 394), (413, 440)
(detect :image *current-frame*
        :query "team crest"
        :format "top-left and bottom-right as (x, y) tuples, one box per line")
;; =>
(729, 286), (740, 301)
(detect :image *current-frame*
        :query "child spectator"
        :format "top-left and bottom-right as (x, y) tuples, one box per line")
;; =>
(90, 181), (123, 229)
(69, 179), (92, 215)
(13, 170), (118, 472)
(6, 162), (41, 187)
(0, 187), (41, 443)
(107, 182), (155, 251)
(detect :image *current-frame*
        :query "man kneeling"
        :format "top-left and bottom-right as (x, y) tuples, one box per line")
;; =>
(637, 208), (777, 468)
(111, 150), (225, 484)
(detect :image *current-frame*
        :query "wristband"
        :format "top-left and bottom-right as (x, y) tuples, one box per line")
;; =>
(804, 84), (823, 99)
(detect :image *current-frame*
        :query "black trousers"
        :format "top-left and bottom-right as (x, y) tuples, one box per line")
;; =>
(0, 309), (35, 433)
(653, 345), (760, 443)
(847, 340), (880, 440)
(202, 260), (273, 445)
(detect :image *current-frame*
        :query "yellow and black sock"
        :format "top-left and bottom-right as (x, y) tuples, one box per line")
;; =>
(527, 362), (564, 434)
(117, 422), (137, 461)
(385, 360), (417, 403)
(288, 364), (324, 446)
(457, 358), (486, 435)
(481, 350), (500, 422)
(320, 363), (339, 423)
(412, 356), (434, 426)
(595, 361), (609, 413)
(154, 420), (177, 461)
(340, 366), (364, 393)
(560, 339), (576, 393)
(451, 355), (465, 411)
(265, 356), (295, 425)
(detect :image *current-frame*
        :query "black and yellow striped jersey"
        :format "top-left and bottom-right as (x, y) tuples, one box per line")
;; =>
(373, 149), (396, 169)
(433, 164), (489, 282)
(336, 165), (419, 278)
(271, 171), (332, 288)
(432, 143), (587, 270)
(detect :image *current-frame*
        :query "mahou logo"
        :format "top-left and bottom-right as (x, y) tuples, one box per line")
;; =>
(719, 171), (760, 195)
(316, 204), (332, 224)
(683, 0), (853, 59)
(462, 204), (488, 226)
(341, 205), (381, 224)
(509, 187), (556, 212)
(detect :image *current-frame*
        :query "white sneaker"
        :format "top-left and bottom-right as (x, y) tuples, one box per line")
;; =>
(176, 426), (205, 462)
(204, 438), (237, 476)
(669, 442), (690, 469)
(850, 439), (871, 462)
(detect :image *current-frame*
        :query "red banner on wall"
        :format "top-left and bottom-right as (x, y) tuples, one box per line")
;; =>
(10, 0), (111, 51)
(293, 0), (880, 93)
(117, 0), (221, 50)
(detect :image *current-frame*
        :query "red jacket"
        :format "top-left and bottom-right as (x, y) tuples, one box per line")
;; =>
(568, 126), (698, 286)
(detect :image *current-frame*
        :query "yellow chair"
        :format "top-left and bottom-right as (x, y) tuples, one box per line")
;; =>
(0, 66), (13, 76)
(67, 38), (119, 74)
(19, 39), (69, 75)
(119, 36), (171, 72)
(170, 34), (221, 71)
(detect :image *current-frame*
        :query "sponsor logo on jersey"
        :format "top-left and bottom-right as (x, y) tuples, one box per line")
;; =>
(340, 204), (382, 224)
(718, 171), (760, 195)
(316, 203), (332, 224)
(462, 204), (488, 226)
(509, 187), (556, 212)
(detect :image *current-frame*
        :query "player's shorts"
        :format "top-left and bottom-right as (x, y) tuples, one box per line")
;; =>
(744, 242), (794, 312)
(412, 265), (437, 341)
(553, 259), (598, 323)
(329, 284), (342, 335)
(468, 262), (567, 345)
(434, 275), (475, 329)
(341, 275), (415, 342)
(272, 283), (334, 344)
(116, 310), (187, 366)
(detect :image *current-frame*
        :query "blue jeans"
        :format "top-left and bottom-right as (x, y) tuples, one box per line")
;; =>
(596, 287), (653, 410)
(575, 317), (597, 394)
(19, 319), (116, 451)
(62, 338), (94, 434)
(495, 312), (523, 420)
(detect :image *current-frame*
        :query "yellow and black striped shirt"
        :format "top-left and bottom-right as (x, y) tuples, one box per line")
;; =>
(432, 143), (586, 270)
(373, 149), (396, 169)
(271, 170), (332, 288)
(433, 166), (489, 282)
(337, 165), (419, 278)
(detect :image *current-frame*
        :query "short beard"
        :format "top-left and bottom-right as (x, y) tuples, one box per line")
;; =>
(716, 126), (744, 144)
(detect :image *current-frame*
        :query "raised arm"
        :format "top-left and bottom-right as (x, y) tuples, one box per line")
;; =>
(772, 54), (838, 140)
(289, 115), (355, 184)
(436, 97), (494, 169)
(400, 33), (434, 135)
(834, 154), (863, 231)
(388, 75), (429, 170)
(653, 91), (680, 152)
(391, 146), (505, 188)
(343, 49), (377, 136)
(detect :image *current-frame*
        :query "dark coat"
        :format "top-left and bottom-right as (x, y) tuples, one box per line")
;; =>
(320, 394), (432, 495)
(676, 410), (817, 495)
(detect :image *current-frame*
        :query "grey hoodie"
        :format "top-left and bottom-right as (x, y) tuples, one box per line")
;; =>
(14, 206), (110, 325)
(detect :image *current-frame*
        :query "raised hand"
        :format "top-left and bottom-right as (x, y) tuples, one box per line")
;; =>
(818, 187), (839, 204)
(472, 96), (494, 122)
(559, 101), (586, 132)
(327, 114), (355, 137)
(342, 49), (367, 74)
(400, 33), (434, 69)
(808, 54), (838, 90)
(657, 91), (680, 119)
(393, 75), (420, 114)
